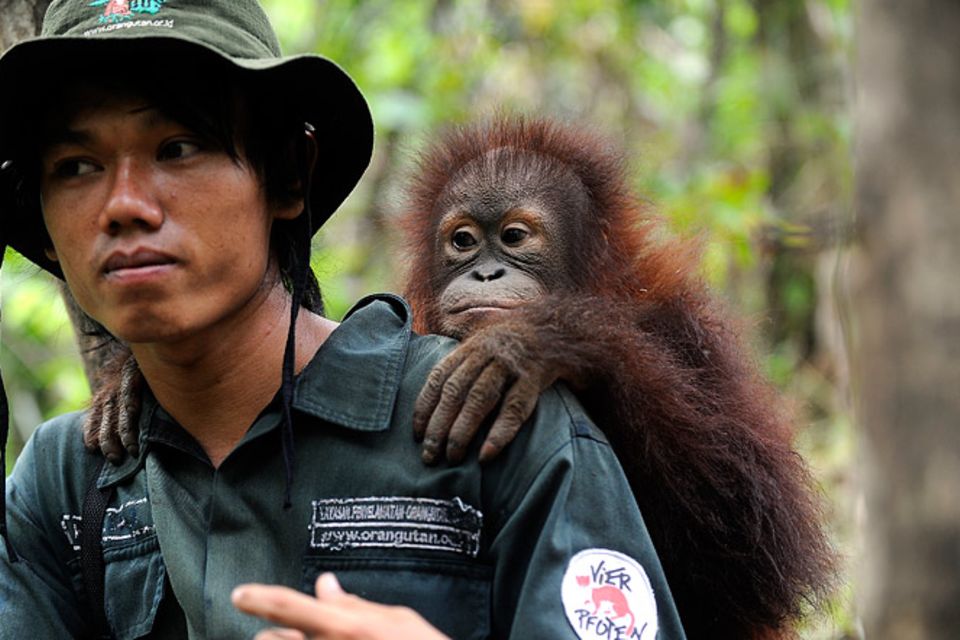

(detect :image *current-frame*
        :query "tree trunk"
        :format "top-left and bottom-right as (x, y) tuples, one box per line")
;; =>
(855, 1), (960, 638)
(0, 0), (51, 51)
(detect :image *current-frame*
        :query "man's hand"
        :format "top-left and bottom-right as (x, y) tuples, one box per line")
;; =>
(232, 573), (449, 640)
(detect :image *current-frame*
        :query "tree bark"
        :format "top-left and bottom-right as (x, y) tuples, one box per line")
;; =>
(855, 1), (960, 638)
(0, 0), (51, 51)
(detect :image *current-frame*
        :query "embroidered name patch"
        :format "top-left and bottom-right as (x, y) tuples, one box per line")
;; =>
(308, 496), (482, 557)
(561, 548), (659, 640)
(61, 497), (155, 552)
(103, 497), (155, 543)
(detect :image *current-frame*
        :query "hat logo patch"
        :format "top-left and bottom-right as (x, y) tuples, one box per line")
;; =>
(561, 548), (659, 640)
(89, 0), (166, 24)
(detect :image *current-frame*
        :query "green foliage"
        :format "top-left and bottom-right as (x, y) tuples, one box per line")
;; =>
(2, 249), (89, 472)
(3, 1), (856, 635)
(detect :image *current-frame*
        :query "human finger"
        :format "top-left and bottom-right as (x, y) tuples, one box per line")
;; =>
(314, 577), (451, 640)
(445, 362), (511, 464)
(236, 580), (450, 640)
(419, 352), (489, 464)
(479, 378), (541, 463)
(315, 572), (347, 601)
(232, 583), (348, 634)
(413, 348), (467, 442)
(253, 628), (306, 640)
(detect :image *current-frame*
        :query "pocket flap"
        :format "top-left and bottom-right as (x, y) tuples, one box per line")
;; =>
(303, 557), (491, 640)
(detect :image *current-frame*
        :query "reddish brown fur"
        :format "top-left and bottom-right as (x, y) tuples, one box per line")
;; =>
(399, 116), (836, 639)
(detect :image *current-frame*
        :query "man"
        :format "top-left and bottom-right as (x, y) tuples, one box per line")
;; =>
(0, 1), (685, 638)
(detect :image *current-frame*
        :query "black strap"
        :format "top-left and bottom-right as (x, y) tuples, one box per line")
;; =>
(278, 127), (318, 509)
(81, 459), (115, 639)
(0, 367), (19, 563)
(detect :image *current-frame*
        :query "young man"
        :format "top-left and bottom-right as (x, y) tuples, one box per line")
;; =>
(0, 1), (686, 638)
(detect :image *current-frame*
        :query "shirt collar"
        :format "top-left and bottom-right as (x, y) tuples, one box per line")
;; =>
(98, 293), (413, 489)
(292, 293), (412, 431)
(98, 399), (155, 489)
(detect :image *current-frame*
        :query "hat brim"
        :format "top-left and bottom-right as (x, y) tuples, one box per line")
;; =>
(0, 36), (374, 278)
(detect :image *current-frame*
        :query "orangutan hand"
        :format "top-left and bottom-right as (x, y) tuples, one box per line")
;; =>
(232, 573), (449, 640)
(413, 318), (566, 465)
(82, 352), (142, 463)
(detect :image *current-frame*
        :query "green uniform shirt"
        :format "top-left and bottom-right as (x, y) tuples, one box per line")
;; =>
(1, 295), (687, 640)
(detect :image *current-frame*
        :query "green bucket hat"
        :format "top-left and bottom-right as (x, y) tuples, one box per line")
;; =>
(0, 0), (374, 277)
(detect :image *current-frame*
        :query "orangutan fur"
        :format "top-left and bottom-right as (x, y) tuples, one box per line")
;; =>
(398, 116), (836, 639)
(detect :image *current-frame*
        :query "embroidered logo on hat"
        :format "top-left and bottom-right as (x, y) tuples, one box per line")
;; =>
(89, 0), (167, 25)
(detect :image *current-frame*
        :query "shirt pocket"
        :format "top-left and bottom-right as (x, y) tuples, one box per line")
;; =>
(302, 556), (492, 640)
(104, 536), (167, 639)
(69, 535), (167, 640)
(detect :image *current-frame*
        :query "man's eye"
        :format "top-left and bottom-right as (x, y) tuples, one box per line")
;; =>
(53, 159), (99, 178)
(158, 140), (201, 161)
(452, 229), (478, 250)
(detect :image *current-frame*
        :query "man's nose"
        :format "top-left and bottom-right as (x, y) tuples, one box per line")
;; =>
(98, 159), (164, 234)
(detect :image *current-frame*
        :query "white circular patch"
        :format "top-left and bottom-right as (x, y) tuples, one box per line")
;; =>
(561, 548), (659, 640)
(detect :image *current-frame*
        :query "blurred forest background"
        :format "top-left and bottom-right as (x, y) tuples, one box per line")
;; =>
(2, 0), (858, 637)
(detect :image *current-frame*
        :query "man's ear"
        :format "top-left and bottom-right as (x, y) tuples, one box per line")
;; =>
(44, 246), (58, 262)
(272, 126), (318, 222)
(272, 195), (304, 221)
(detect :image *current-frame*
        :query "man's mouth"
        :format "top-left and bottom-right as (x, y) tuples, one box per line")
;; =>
(103, 249), (177, 275)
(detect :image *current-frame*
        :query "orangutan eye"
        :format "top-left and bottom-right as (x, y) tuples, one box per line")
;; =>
(452, 228), (478, 250)
(501, 225), (530, 246)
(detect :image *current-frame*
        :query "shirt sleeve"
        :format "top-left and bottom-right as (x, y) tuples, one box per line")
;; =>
(487, 391), (688, 640)
(1, 431), (87, 638)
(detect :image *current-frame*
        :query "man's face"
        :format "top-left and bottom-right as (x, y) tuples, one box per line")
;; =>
(39, 90), (301, 345)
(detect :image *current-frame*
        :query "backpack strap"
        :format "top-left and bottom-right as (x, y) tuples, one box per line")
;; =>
(81, 458), (116, 640)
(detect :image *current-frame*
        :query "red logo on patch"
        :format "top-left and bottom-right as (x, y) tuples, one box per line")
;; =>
(589, 584), (636, 636)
